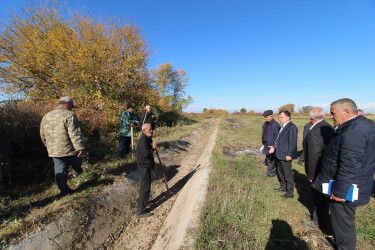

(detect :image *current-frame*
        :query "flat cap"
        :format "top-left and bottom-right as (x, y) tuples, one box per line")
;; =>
(59, 96), (75, 107)
(127, 103), (134, 109)
(262, 110), (273, 117)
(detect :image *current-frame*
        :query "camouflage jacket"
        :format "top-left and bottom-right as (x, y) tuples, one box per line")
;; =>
(119, 110), (139, 137)
(40, 106), (85, 157)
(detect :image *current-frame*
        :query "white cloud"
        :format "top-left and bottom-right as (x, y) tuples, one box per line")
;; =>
(312, 94), (349, 99)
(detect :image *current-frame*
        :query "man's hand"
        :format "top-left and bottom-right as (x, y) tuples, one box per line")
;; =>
(286, 156), (292, 161)
(308, 178), (313, 183)
(268, 146), (275, 154)
(77, 150), (85, 158)
(330, 193), (346, 202)
(152, 142), (157, 149)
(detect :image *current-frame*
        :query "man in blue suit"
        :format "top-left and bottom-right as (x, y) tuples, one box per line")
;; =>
(269, 111), (298, 198)
(312, 98), (375, 250)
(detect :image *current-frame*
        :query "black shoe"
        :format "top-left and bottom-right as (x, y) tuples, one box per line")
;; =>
(137, 211), (152, 218)
(147, 202), (156, 209)
(266, 174), (276, 178)
(281, 193), (294, 198)
(60, 188), (74, 197)
(274, 188), (286, 192)
(302, 220), (319, 228)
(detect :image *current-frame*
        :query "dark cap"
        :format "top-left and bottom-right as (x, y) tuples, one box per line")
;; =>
(59, 96), (75, 108)
(127, 103), (134, 109)
(262, 110), (273, 117)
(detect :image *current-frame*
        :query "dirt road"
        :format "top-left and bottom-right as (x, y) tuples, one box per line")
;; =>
(11, 119), (219, 250)
(111, 119), (219, 249)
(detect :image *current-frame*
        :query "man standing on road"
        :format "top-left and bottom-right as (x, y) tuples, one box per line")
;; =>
(268, 111), (298, 199)
(40, 96), (85, 197)
(119, 104), (139, 158)
(140, 105), (157, 131)
(136, 123), (157, 218)
(302, 107), (334, 229)
(312, 98), (375, 250)
(261, 110), (280, 178)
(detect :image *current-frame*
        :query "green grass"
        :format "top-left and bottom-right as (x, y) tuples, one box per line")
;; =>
(195, 116), (375, 249)
(0, 117), (211, 248)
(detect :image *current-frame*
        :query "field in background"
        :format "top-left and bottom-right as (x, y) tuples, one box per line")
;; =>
(195, 116), (375, 249)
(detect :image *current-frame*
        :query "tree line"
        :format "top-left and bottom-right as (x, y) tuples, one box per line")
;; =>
(0, 1), (192, 112)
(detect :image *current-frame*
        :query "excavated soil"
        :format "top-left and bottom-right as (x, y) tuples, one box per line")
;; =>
(11, 119), (219, 250)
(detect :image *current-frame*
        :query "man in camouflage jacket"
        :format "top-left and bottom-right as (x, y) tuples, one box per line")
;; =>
(119, 103), (139, 158)
(40, 96), (85, 196)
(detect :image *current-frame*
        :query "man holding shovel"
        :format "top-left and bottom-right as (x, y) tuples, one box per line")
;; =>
(136, 123), (157, 218)
(119, 104), (138, 158)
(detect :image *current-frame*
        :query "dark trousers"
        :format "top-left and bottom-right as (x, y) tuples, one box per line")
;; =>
(276, 159), (294, 196)
(330, 201), (357, 250)
(266, 154), (276, 176)
(311, 187), (330, 227)
(119, 136), (131, 158)
(137, 167), (152, 213)
(53, 155), (83, 195)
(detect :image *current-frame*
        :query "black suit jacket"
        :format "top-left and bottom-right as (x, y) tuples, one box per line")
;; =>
(303, 120), (334, 180)
(275, 121), (298, 161)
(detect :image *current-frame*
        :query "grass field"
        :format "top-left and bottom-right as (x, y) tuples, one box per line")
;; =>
(195, 115), (375, 249)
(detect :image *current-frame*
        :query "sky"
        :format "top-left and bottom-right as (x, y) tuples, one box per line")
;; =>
(1, 0), (375, 113)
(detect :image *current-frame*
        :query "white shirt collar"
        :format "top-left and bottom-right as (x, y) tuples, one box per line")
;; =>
(282, 120), (291, 127)
(310, 119), (324, 130)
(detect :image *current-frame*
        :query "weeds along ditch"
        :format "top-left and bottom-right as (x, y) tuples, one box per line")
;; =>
(0, 101), (208, 248)
(195, 116), (375, 249)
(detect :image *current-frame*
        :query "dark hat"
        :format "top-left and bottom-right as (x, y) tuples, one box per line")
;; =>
(59, 96), (75, 108)
(262, 110), (273, 117)
(127, 103), (134, 109)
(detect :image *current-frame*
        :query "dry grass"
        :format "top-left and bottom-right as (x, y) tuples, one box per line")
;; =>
(195, 116), (375, 249)
(0, 117), (211, 248)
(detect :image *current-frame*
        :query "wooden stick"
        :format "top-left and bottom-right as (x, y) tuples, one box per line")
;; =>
(131, 126), (134, 155)
(155, 149), (170, 195)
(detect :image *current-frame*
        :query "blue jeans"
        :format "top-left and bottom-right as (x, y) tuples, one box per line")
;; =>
(53, 155), (83, 195)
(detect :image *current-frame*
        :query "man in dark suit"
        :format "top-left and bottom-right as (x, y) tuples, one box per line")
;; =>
(358, 109), (375, 198)
(302, 107), (334, 229)
(297, 121), (312, 165)
(261, 110), (280, 177)
(312, 98), (375, 249)
(268, 111), (298, 198)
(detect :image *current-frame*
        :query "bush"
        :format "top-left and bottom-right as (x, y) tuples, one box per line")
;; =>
(0, 101), (54, 194)
(278, 104), (295, 114)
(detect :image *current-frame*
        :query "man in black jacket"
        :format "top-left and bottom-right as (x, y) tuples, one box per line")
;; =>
(139, 105), (157, 130)
(302, 107), (334, 229)
(268, 111), (298, 198)
(261, 110), (280, 177)
(136, 123), (157, 218)
(312, 98), (375, 250)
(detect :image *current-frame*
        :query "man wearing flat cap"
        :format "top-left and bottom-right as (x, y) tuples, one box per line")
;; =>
(119, 104), (139, 158)
(40, 96), (85, 197)
(261, 110), (280, 177)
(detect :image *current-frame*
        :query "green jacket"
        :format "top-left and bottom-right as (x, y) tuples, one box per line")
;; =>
(40, 106), (85, 157)
(119, 110), (139, 137)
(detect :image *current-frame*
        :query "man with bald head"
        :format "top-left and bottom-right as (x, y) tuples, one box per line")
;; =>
(302, 107), (334, 229)
(312, 98), (375, 249)
(136, 123), (157, 218)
